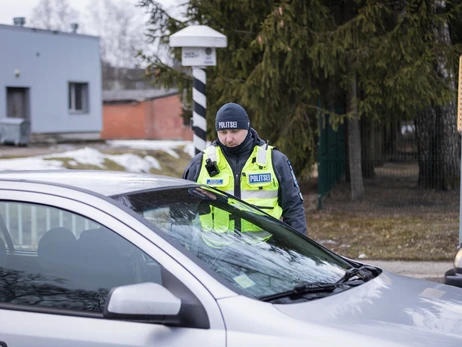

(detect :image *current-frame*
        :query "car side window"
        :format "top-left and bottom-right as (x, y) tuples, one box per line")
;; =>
(0, 201), (163, 312)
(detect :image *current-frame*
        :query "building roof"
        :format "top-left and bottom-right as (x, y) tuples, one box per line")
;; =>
(102, 88), (179, 104)
(0, 23), (98, 40)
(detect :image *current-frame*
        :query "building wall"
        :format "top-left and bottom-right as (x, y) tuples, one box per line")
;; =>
(101, 103), (145, 139)
(145, 94), (191, 140)
(0, 24), (102, 134)
(182, 123), (193, 141)
(102, 94), (193, 141)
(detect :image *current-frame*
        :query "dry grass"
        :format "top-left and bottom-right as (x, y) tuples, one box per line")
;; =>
(148, 149), (193, 177)
(302, 161), (460, 261)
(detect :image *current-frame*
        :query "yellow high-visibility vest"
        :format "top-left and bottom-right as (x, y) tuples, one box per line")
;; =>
(197, 144), (282, 247)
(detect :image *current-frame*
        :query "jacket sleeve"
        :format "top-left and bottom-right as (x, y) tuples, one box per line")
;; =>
(272, 150), (307, 235)
(182, 153), (204, 181)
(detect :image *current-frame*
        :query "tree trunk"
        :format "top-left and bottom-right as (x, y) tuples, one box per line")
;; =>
(415, 104), (460, 190)
(415, 3), (460, 190)
(347, 75), (364, 200)
(436, 102), (460, 190)
(415, 107), (437, 188)
(433, 9), (460, 190)
(344, 117), (350, 183)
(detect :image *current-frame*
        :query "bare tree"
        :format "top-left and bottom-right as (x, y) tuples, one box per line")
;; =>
(55, 0), (79, 31)
(29, 0), (79, 32)
(83, 0), (147, 68)
(30, 0), (146, 68)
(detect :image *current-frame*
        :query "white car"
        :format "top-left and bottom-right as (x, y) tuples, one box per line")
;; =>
(0, 170), (462, 347)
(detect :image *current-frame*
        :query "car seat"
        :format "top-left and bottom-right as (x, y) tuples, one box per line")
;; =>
(37, 227), (77, 277)
(73, 227), (145, 291)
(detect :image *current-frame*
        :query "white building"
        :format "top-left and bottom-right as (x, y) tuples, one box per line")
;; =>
(0, 20), (102, 143)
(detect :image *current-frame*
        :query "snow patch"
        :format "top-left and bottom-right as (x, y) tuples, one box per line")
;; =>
(0, 140), (193, 172)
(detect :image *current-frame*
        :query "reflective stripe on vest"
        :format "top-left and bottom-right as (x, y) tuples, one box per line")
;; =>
(240, 189), (279, 200)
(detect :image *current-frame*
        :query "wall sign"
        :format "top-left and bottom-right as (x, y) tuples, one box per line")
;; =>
(181, 47), (216, 66)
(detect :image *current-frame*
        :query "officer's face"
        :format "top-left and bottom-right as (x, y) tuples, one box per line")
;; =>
(217, 129), (248, 147)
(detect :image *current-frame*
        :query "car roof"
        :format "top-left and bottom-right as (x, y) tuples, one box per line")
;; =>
(0, 170), (195, 196)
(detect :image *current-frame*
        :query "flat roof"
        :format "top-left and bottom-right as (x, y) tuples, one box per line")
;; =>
(0, 23), (99, 41)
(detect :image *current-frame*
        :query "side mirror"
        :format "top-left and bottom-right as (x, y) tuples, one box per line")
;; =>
(454, 247), (462, 272)
(103, 282), (181, 321)
(444, 247), (462, 288)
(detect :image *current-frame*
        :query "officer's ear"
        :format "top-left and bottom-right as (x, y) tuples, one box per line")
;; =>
(197, 201), (211, 215)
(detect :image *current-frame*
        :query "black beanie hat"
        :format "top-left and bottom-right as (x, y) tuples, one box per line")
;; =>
(215, 103), (250, 131)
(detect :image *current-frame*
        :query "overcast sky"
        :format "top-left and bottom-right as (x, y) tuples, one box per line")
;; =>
(0, 0), (180, 26)
(0, 0), (89, 26)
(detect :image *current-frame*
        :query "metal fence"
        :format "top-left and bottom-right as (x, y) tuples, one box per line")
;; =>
(317, 112), (345, 209)
(317, 117), (459, 214)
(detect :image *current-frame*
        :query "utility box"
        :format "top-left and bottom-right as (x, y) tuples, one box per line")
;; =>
(0, 118), (31, 146)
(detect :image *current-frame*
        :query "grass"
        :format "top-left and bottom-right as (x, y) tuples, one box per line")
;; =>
(148, 149), (193, 177)
(307, 212), (459, 261)
(302, 162), (460, 262)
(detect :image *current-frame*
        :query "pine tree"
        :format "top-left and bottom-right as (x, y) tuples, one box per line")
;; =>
(139, 0), (329, 176)
(139, 0), (462, 197)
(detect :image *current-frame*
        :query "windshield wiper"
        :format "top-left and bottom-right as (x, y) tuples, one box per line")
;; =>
(259, 282), (337, 302)
(336, 264), (379, 284)
(259, 264), (380, 302)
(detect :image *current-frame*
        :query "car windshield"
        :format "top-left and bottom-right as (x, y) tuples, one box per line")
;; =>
(112, 186), (352, 300)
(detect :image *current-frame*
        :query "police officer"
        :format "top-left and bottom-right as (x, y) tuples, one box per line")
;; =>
(183, 102), (307, 235)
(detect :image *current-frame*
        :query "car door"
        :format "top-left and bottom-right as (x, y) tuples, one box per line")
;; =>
(0, 188), (226, 347)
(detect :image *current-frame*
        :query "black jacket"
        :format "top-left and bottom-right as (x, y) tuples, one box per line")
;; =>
(182, 128), (307, 235)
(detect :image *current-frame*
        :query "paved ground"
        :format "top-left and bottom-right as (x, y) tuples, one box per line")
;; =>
(363, 260), (453, 283)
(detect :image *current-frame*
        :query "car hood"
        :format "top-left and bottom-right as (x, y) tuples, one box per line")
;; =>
(275, 271), (462, 345)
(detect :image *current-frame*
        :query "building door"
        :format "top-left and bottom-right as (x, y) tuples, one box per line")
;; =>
(6, 87), (30, 120)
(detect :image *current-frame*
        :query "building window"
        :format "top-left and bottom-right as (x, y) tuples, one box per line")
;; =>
(68, 82), (89, 113)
